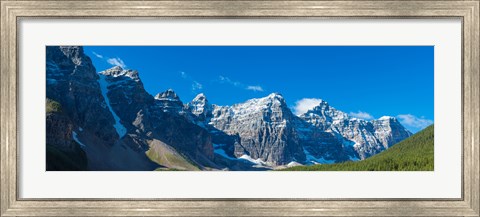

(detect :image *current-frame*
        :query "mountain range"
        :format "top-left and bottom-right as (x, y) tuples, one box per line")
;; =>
(46, 46), (413, 171)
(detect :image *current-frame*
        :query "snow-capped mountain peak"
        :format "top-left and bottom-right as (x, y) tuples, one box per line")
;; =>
(100, 66), (140, 82)
(300, 99), (348, 130)
(267, 92), (284, 99)
(378, 116), (395, 121)
(154, 89), (181, 101)
(298, 100), (412, 159)
(109, 65), (123, 71)
(193, 93), (207, 101)
(207, 93), (303, 165)
(241, 92), (287, 108)
(188, 93), (213, 121)
(154, 89), (184, 113)
(311, 98), (328, 107)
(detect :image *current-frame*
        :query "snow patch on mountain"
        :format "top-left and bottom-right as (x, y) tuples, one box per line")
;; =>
(72, 131), (86, 149)
(287, 161), (302, 167)
(303, 147), (335, 164)
(98, 74), (127, 138)
(213, 144), (236, 160)
(379, 116), (394, 120)
(213, 144), (272, 168)
(349, 155), (360, 161)
(239, 155), (269, 166)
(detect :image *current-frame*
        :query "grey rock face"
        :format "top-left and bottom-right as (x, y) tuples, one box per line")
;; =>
(300, 100), (348, 131)
(46, 47), (214, 170)
(98, 67), (215, 165)
(154, 89), (185, 113)
(207, 93), (305, 165)
(192, 93), (354, 166)
(195, 93), (411, 166)
(300, 102), (413, 160)
(372, 116), (413, 149)
(46, 110), (77, 151)
(187, 93), (213, 123)
(98, 66), (155, 130)
(46, 110), (88, 171)
(329, 118), (382, 159)
(46, 47), (157, 171)
(46, 46), (119, 146)
(292, 117), (354, 164)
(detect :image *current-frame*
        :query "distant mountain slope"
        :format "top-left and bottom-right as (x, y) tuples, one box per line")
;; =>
(282, 125), (434, 171)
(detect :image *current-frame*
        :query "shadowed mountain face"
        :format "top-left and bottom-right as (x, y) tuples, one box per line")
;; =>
(46, 46), (413, 171)
(46, 46), (120, 147)
(46, 46), (214, 171)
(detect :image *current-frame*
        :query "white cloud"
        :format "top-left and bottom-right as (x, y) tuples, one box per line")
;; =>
(293, 98), (324, 116)
(218, 75), (230, 83)
(192, 81), (203, 91)
(349, 111), (374, 120)
(218, 75), (227, 81)
(90, 52), (127, 69)
(180, 71), (188, 79)
(218, 76), (241, 87)
(397, 114), (433, 132)
(246, 85), (264, 92)
(92, 51), (103, 59)
(107, 57), (126, 68)
(180, 71), (203, 92)
(218, 75), (264, 92)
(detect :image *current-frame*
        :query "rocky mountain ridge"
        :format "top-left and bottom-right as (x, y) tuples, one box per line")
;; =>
(300, 101), (412, 159)
(192, 92), (411, 166)
(46, 46), (413, 171)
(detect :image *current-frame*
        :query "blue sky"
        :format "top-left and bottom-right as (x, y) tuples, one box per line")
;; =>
(84, 46), (434, 133)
